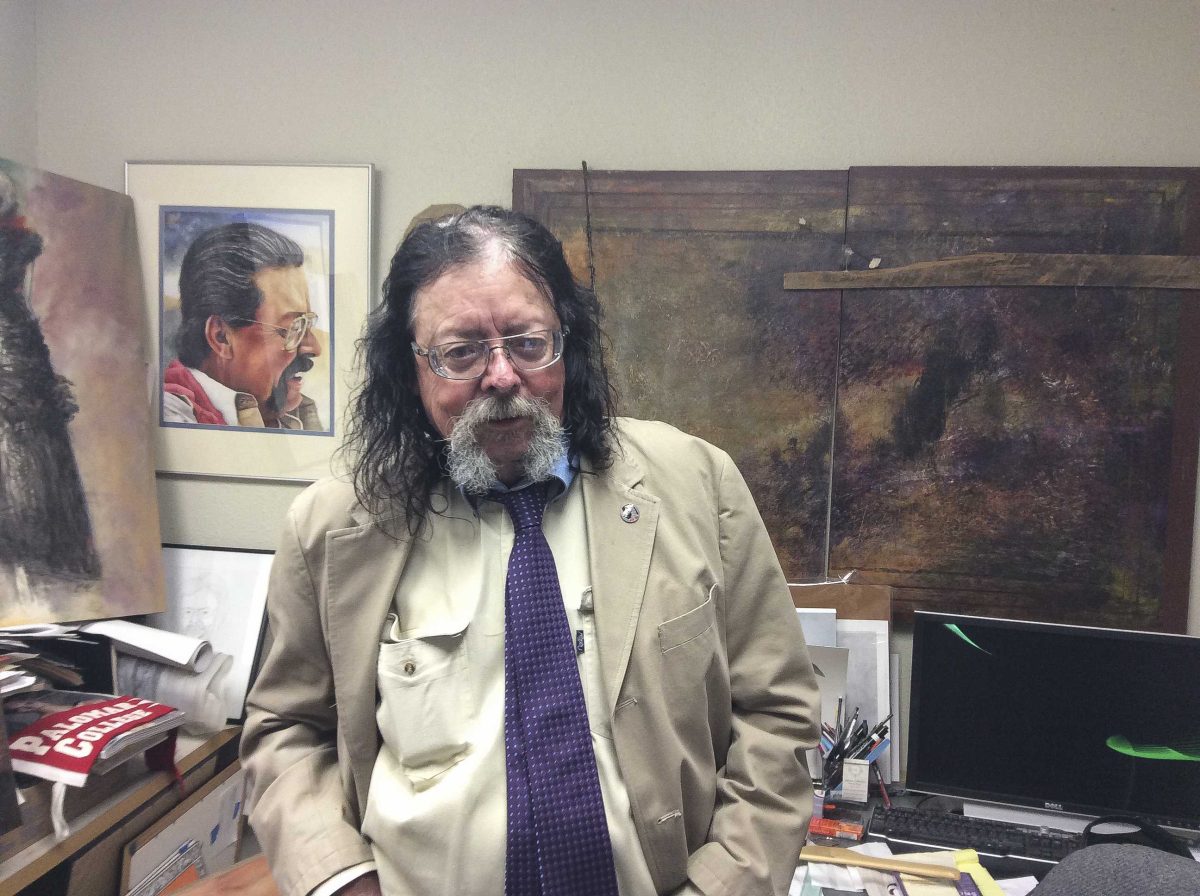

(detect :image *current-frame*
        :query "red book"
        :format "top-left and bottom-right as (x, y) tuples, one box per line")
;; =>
(6, 692), (183, 787)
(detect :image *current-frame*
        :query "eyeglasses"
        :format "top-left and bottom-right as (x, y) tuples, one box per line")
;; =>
(412, 328), (566, 380)
(227, 312), (318, 352)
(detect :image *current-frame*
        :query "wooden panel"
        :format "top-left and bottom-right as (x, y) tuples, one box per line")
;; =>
(515, 169), (848, 578)
(516, 166), (1200, 631)
(844, 166), (1200, 262)
(784, 253), (1200, 290)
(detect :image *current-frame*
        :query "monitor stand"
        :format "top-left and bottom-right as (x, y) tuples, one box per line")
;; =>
(962, 800), (1092, 833)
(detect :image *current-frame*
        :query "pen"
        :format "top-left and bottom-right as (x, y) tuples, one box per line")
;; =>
(865, 738), (890, 764)
(868, 713), (893, 739)
(841, 708), (860, 748)
(849, 735), (875, 760)
(859, 724), (888, 762)
(834, 698), (843, 742)
(872, 761), (893, 808)
(843, 723), (870, 759)
(823, 739), (841, 773)
(852, 719), (868, 746)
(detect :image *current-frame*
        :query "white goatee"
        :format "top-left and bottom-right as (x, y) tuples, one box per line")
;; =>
(446, 394), (565, 494)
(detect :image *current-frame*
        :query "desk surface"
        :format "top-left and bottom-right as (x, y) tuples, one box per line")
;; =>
(0, 726), (239, 896)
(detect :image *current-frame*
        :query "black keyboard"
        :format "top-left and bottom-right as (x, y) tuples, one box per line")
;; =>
(866, 805), (1086, 866)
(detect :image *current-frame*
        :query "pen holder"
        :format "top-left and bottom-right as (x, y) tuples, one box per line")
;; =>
(818, 715), (891, 797)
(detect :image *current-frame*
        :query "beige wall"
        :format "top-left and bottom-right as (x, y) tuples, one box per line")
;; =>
(0, 0), (37, 167)
(14, 0), (1200, 551)
(2, 2), (1199, 758)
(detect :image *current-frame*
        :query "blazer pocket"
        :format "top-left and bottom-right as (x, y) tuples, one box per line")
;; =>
(378, 625), (470, 773)
(658, 584), (718, 653)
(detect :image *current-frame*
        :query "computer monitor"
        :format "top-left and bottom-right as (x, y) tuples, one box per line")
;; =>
(906, 611), (1200, 833)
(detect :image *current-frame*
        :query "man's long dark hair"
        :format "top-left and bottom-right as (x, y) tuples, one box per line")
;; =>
(344, 206), (617, 525)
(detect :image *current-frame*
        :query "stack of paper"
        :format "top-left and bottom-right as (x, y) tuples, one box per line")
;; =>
(78, 620), (231, 735)
(0, 623), (113, 689)
(0, 651), (40, 697)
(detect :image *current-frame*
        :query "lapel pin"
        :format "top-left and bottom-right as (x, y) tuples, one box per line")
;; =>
(620, 503), (640, 523)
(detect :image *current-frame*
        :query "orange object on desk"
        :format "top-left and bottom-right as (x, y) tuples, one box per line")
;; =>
(809, 816), (865, 841)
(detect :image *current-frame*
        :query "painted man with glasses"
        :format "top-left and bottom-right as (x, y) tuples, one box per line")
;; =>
(162, 222), (324, 429)
(243, 206), (819, 896)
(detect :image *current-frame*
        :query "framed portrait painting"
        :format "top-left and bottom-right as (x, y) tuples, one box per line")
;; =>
(125, 162), (373, 480)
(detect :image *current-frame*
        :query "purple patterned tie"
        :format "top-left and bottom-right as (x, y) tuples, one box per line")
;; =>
(491, 484), (620, 896)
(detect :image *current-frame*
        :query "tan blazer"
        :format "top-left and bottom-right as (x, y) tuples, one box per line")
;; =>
(242, 418), (820, 896)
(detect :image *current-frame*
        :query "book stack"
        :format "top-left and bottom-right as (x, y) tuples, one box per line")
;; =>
(4, 690), (185, 841)
(6, 691), (185, 784)
(0, 619), (233, 847)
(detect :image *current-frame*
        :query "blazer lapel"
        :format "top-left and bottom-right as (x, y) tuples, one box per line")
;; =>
(581, 450), (659, 712)
(325, 518), (412, 811)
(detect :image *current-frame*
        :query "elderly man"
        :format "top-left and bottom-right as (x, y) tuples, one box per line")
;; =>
(162, 221), (323, 429)
(242, 206), (819, 896)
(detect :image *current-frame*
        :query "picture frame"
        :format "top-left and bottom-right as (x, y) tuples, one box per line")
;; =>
(125, 162), (373, 481)
(149, 544), (274, 723)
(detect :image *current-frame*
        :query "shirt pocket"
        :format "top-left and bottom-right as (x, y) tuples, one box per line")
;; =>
(377, 622), (471, 778)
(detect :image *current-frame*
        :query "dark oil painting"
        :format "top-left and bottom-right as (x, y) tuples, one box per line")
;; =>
(831, 285), (1180, 627)
(517, 170), (848, 576)
(516, 167), (1200, 631)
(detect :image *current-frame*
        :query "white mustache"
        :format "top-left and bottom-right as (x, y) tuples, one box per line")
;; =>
(454, 395), (543, 428)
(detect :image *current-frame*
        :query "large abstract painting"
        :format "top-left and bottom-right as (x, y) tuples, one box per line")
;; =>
(827, 168), (1199, 629)
(0, 159), (164, 625)
(515, 167), (1200, 631)
(516, 170), (847, 577)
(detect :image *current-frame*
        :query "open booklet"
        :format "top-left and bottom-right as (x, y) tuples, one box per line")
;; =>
(77, 620), (213, 672)
(76, 620), (232, 733)
(5, 691), (185, 842)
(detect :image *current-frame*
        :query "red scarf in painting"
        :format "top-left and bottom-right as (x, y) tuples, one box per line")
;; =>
(163, 359), (226, 425)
